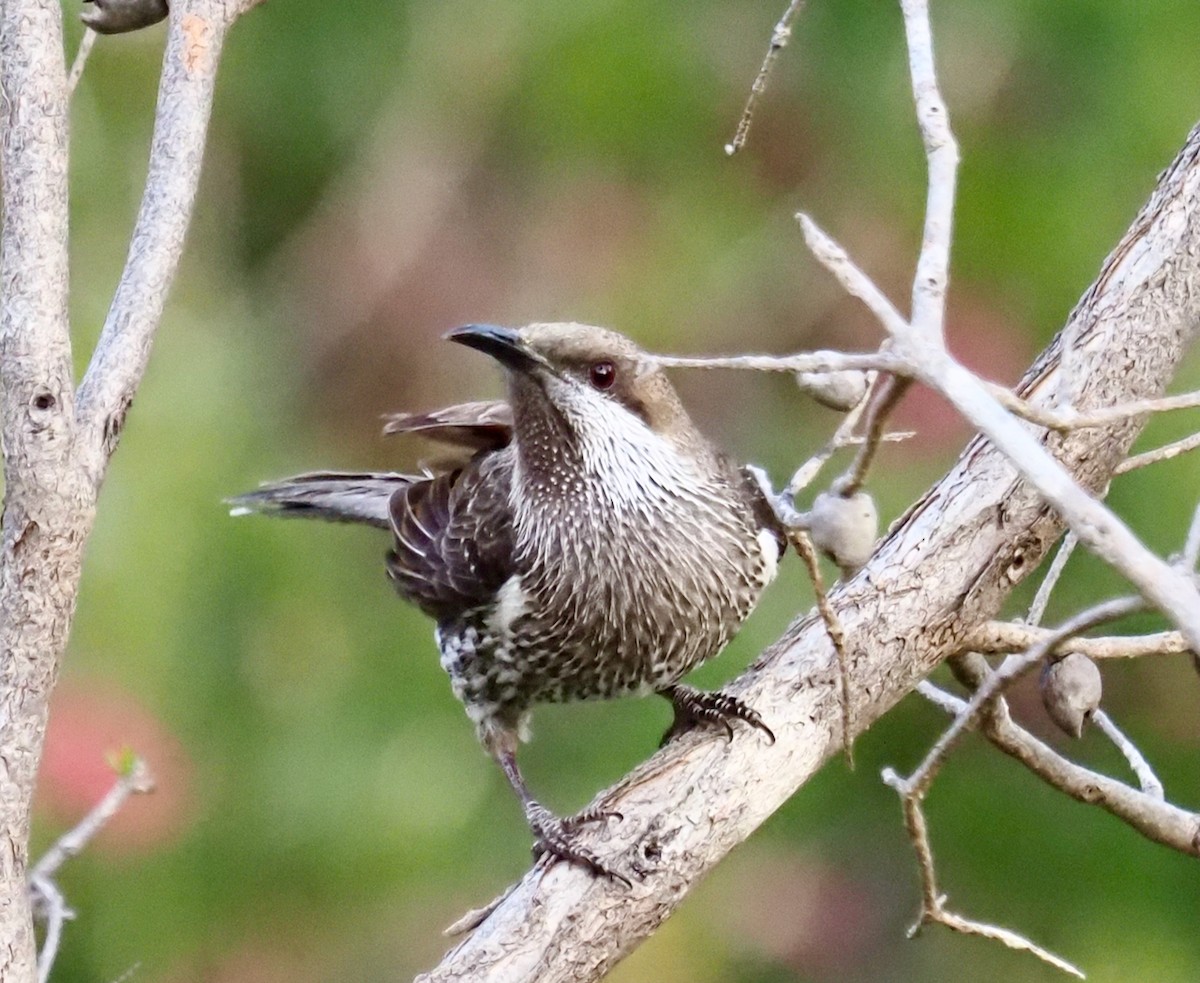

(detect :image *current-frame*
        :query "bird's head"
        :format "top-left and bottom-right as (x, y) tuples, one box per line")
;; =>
(446, 322), (712, 470)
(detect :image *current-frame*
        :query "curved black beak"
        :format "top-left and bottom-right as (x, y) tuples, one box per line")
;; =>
(446, 324), (547, 373)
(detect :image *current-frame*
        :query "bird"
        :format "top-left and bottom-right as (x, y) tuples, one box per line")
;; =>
(230, 322), (786, 880)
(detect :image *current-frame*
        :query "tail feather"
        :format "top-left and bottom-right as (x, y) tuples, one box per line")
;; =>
(228, 471), (417, 529)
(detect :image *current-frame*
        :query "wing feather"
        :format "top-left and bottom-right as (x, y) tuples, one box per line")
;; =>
(386, 451), (515, 618)
(382, 400), (513, 451)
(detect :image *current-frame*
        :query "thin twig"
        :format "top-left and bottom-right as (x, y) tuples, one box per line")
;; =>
(899, 0), (958, 342)
(726, 0), (806, 156)
(1027, 533), (1078, 627)
(655, 349), (907, 376)
(110, 963), (143, 983)
(30, 758), (154, 983)
(67, 28), (97, 95)
(1182, 498), (1200, 569)
(790, 527), (854, 766)
(796, 214), (913, 337)
(957, 623), (1189, 661)
(30, 759), (155, 882)
(881, 766), (1085, 979)
(786, 428), (914, 498)
(29, 876), (70, 983)
(1091, 710), (1164, 800)
(1115, 431), (1200, 474)
(785, 374), (877, 497)
(988, 382), (1200, 432)
(926, 901), (1086, 979)
(915, 680), (966, 715)
(907, 598), (1145, 799)
(835, 375), (910, 495)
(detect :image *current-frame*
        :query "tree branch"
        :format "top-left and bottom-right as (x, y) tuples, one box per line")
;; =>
(74, 0), (248, 485)
(0, 3), (81, 975)
(958, 623), (1190, 661)
(30, 758), (155, 983)
(926, 661), (1199, 856)
(0, 1), (264, 978)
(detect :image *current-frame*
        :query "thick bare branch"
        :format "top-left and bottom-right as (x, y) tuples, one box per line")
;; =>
(0, 2), (81, 975)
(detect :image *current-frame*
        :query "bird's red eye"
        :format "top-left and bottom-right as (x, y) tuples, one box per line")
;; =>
(589, 360), (616, 390)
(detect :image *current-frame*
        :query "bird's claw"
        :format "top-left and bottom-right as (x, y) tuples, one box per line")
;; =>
(564, 803), (624, 827)
(660, 683), (776, 746)
(526, 802), (630, 886)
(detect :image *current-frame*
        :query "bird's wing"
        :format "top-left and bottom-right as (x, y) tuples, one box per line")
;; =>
(386, 450), (516, 619)
(382, 400), (513, 451)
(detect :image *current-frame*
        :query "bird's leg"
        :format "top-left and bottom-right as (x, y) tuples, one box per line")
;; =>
(485, 724), (627, 884)
(658, 682), (776, 747)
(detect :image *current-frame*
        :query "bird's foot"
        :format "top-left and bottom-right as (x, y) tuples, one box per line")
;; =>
(660, 683), (776, 746)
(525, 801), (629, 886)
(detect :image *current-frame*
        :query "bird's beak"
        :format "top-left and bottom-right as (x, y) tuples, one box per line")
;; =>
(446, 324), (549, 374)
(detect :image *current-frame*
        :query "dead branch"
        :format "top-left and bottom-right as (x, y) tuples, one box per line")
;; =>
(879, 760), (1085, 979)
(924, 662), (1199, 856)
(30, 759), (154, 983)
(958, 623), (1190, 661)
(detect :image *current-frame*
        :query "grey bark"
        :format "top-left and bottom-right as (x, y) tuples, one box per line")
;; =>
(416, 123), (1200, 982)
(0, 1), (259, 979)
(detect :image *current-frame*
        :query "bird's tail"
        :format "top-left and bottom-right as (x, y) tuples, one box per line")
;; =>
(228, 471), (417, 529)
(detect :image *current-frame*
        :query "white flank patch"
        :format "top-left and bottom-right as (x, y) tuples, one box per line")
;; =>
(757, 527), (780, 585)
(490, 574), (529, 635)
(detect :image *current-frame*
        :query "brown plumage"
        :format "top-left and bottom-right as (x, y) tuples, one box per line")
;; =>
(231, 323), (784, 879)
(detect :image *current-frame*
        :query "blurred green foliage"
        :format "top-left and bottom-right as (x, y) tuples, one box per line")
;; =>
(37, 0), (1200, 979)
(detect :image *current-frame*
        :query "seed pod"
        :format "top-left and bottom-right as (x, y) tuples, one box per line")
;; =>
(81, 0), (169, 35)
(808, 489), (878, 573)
(795, 369), (870, 412)
(1040, 652), (1102, 738)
